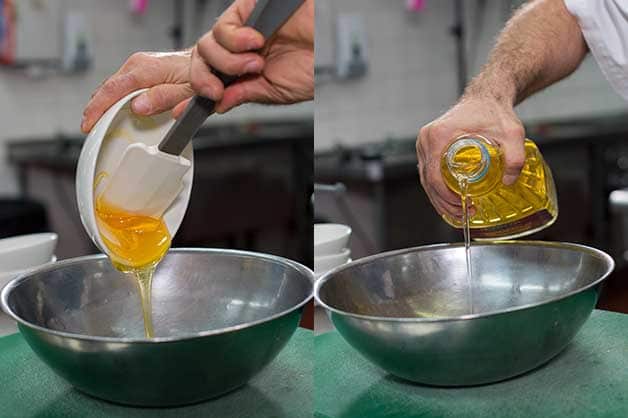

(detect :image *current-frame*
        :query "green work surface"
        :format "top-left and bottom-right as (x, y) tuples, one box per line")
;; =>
(315, 310), (628, 418)
(0, 328), (312, 418)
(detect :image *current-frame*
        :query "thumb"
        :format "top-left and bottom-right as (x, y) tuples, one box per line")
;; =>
(130, 84), (194, 116)
(499, 126), (526, 185)
(171, 98), (191, 119)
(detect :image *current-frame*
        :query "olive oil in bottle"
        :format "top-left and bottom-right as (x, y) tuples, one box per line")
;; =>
(441, 134), (558, 240)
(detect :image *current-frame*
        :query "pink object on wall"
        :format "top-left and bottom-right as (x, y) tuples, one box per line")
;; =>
(406, 0), (426, 12)
(0, 0), (16, 65)
(130, 0), (149, 15)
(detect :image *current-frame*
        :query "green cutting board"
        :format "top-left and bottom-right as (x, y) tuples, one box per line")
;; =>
(0, 327), (312, 418)
(315, 310), (628, 418)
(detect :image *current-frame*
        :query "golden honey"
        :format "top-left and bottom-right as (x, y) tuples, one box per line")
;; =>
(95, 197), (170, 270)
(95, 195), (171, 338)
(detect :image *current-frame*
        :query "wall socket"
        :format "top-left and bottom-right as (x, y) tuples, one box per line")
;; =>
(62, 10), (92, 73)
(336, 13), (368, 80)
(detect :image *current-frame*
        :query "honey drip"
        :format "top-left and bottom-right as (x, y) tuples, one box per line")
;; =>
(134, 266), (156, 338)
(95, 195), (170, 338)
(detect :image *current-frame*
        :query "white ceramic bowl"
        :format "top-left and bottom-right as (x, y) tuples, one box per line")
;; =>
(314, 224), (352, 257)
(1, 251), (56, 335)
(314, 248), (351, 275)
(315, 258), (351, 281)
(0, 255), (56, 291)
(0, 233), (57, 272)
(76, 89), (194, 257)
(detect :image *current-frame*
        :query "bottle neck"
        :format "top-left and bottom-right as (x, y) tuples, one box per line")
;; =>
(446, 137), (490, 184)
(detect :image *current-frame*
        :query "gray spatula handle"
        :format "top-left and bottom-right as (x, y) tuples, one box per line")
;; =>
(158, 0), (306, 156)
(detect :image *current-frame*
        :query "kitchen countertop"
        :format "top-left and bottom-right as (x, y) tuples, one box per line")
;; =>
(7, 120), (313, 172)
(0, 314), (17, 336)
(0, 327), (312, 418)
(315, 310), (628, 418)
(315, 113), (628, 183)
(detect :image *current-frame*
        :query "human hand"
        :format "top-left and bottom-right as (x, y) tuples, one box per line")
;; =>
(416, 94), (526, 219)
(81, 51), (194, 133)
(81, 0), (314, 133)
(182, 0), (314, 115)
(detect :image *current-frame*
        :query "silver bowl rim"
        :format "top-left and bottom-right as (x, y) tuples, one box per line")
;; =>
(314, 240), (614, 323)
(0, 248), (314, 344)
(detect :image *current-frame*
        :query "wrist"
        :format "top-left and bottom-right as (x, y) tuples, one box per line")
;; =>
(463, 70), (518, 107)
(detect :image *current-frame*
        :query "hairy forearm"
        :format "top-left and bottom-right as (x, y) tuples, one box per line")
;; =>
(465, 0), (588, 106)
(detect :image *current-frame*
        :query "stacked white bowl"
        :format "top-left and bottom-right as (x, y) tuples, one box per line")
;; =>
(314, 224), (352, 277)
(0, 232), (58, 335)
(0, 232), (58, 289)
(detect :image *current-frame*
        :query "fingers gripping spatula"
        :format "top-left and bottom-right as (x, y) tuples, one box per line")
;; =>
(100, 0), (306, 218)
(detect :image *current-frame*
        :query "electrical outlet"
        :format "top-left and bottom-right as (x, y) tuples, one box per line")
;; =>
(62, 11), (92, 73)
(336, 13), (368, 80)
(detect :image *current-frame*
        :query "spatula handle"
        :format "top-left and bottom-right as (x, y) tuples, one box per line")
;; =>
(159, 0), (306, 156)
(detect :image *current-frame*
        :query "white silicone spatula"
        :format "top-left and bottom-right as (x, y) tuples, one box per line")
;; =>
(99, 0), (305, 218)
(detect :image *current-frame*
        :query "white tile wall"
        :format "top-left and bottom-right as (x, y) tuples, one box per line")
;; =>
(0, 0), (312, 196)
(315, 0), (626, 151)
(2, 0), (621, 195)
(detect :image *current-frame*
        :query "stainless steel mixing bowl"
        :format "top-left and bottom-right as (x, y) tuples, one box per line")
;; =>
(315, 241), (614, 386)
(1, 248), (313, 406)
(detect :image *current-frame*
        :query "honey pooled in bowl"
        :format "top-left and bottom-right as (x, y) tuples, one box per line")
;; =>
(95, 195), (171, 338)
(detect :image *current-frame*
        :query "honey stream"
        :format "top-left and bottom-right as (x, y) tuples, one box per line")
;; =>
(95, 196), (170, 338)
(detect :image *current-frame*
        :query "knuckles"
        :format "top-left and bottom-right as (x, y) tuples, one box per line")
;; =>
(190, 76), (208, 95)
(196, 33), (215, 58)
(125, 52), (152, 68)
(212, 24), (228, 46)
(222, 57), (245, 75)
(426, 122), (449, 143)
(148, 88), (167, 109)
(100, 77), (123, 96)
(503, 122), (525, 142)
(506, 154), (525, 172)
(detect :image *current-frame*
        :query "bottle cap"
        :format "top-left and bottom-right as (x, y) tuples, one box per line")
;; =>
(446, 136), (490, 183)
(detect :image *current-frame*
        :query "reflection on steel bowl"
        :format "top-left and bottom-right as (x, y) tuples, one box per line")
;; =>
(1, 249), (313, 406)
(315, 241), (613, 386)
